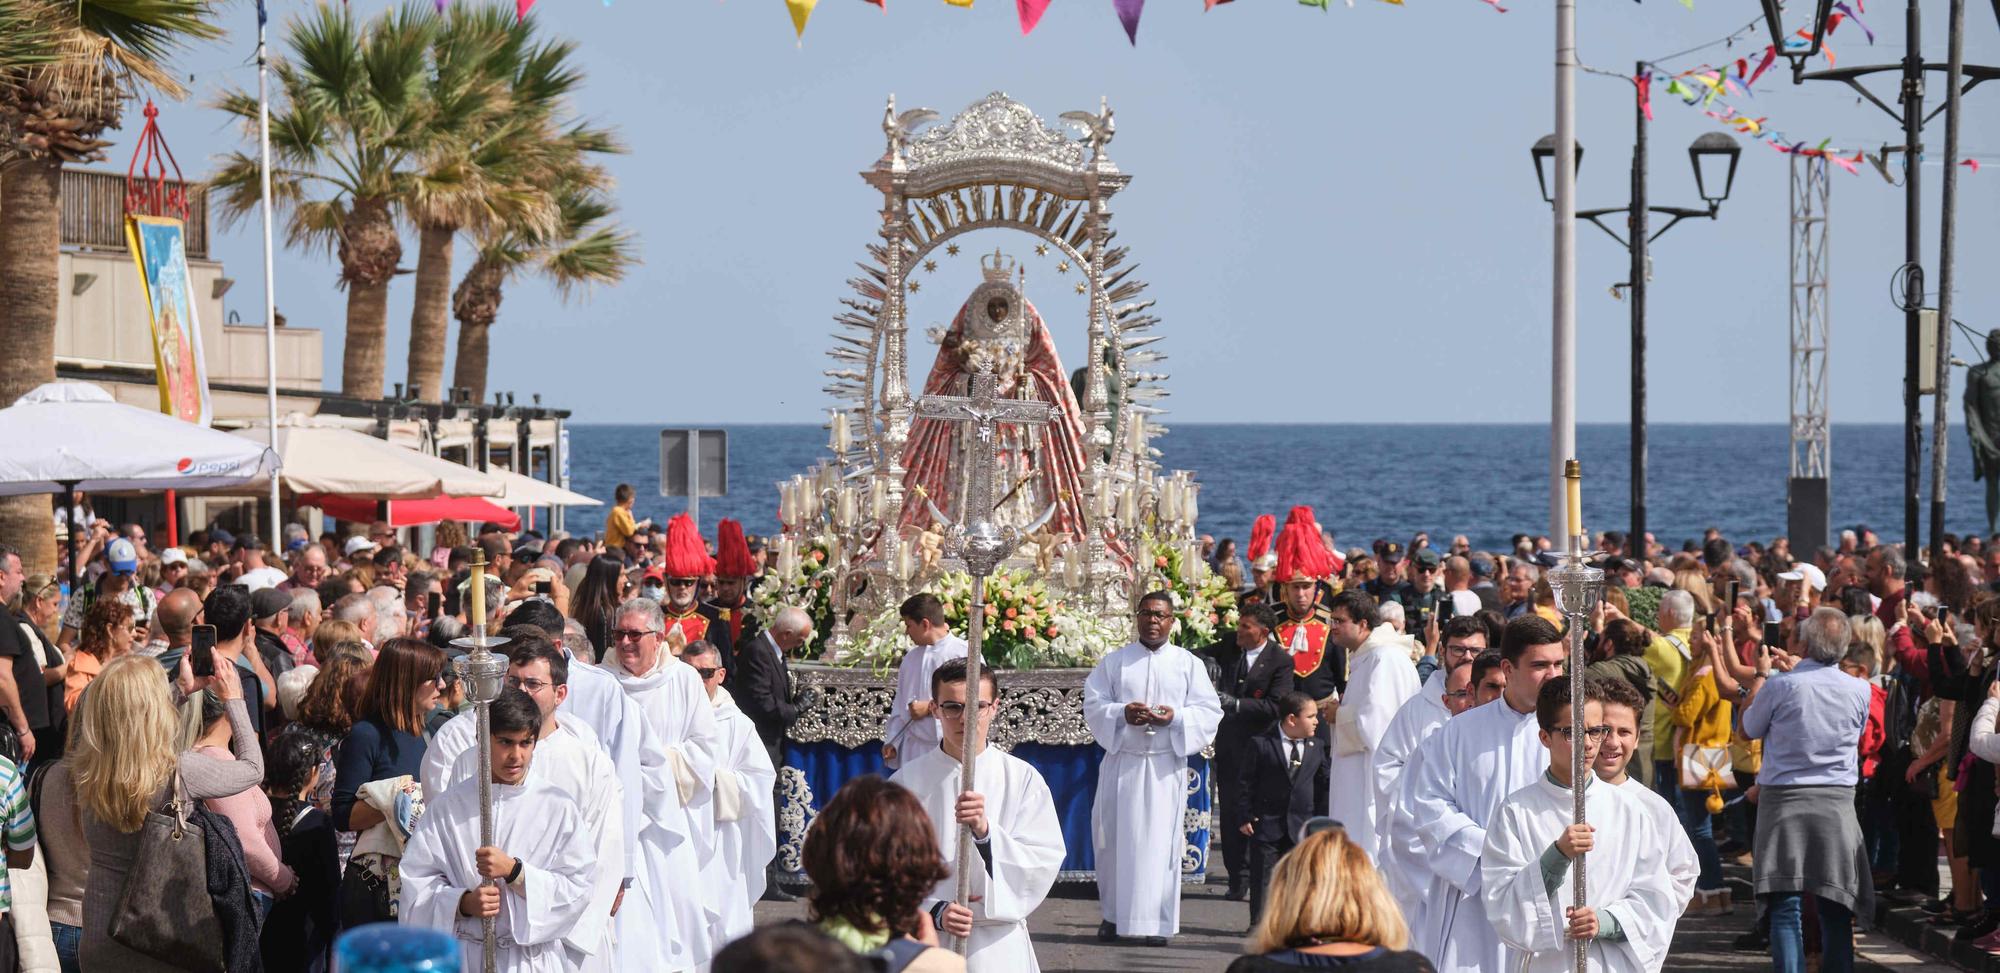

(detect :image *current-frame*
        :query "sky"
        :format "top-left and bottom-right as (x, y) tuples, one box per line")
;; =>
(153, 0), (1998, 426)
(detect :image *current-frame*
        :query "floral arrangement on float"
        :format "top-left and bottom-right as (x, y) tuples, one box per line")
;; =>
(751, 532), (838, 658)
(832, 568), (1129, 674)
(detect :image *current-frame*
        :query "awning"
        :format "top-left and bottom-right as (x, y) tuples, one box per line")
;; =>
(302, 493), (521, 531)
(483, 467), (601, 507)
(230, 415), (504, 500)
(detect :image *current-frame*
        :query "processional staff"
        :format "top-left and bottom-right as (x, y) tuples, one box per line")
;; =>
(451, 551), (512, 973)
(1545, 459), (1605, 973)
(912, 357), (1056, 957)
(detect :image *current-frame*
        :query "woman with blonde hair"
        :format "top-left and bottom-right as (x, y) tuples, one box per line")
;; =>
(1230, 827), (1434, 972)
(72, 653), (261, 969)
(309, 618), (364, 667)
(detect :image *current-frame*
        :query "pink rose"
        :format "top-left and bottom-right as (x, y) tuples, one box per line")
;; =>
(1046, 625), (1060, 638)
(1002, 620), (1017, 633)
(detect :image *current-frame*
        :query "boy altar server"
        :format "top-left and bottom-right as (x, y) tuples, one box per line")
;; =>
(1083, 591), (1223, 946)
(401, 689), (602, 972)
(881, 593), (967, 770)
(890, 658), (1065, 971)
(1481, 676), (1678, 973)
(1592, 674), (1698, 968)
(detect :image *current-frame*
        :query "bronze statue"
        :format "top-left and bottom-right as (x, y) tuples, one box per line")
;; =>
(1965, 330), (2000, 534)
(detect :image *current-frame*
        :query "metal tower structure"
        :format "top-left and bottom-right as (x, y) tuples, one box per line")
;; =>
(1788, 155), (1832, 551)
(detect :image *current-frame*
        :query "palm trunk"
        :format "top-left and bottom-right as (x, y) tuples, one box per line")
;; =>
(336, 196), (402, 400)
(0, 157), (63, 573)
(403, 221), (454, 402)
(451, 253), (506, 404)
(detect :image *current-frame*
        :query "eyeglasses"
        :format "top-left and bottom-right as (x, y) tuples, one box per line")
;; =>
(936, 700), (996, 719)
(666, 578), (698, 587)
(612, 628), (656, 642)
(1443, 642), (1483, 658)
(684, 666), (720, 680)
(1136, 610), (1172, 620)
(1553, 725), (1612, 740)
(506, 677), (551, 692)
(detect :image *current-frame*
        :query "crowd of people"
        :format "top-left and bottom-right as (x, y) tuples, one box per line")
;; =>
(0, 482), (1978, 972)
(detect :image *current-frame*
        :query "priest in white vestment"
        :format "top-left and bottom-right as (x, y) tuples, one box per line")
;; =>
(435, 642), (627, 972)
(881, 593), (968, 770)
(1592, 675), (1698, 969)
(1374, 660), (1475, 924)
(1481, 678), (1678, 973)
(1327, 594), (1421, 859)
(401, 688), (602, 973)
(1083, 592), (1223, 944)
(679, 640), (778, 946)
(890, 657), (1065, 972)
(604, 598), (724, 971)
(1400, 617), (1568, 972)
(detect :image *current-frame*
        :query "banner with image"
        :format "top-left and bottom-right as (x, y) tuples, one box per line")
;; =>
(124, 215), (213, 427)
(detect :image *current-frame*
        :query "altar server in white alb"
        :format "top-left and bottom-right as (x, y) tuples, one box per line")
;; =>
(1482, 676), (1679, 973)
(881, 593), (968, 770)
(435, 641), (626, 973)
(1591, 674), (1699, 968)
(1375, 656), (1479, 927)
(680, 639), (778, 945)
(1083, 590), (1223, 946)
(891, 657), (1065, 971)
(400, 689), (602, 973)
(604, 597), (723, 971)
(1324, 589), (1421, 859)
(1400, 614), (1568, 972)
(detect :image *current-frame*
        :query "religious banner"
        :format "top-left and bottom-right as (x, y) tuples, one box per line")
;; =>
(124, 215), (212, 427)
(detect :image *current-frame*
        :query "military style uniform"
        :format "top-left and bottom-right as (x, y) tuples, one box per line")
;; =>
(1274, 603), (1344, 700)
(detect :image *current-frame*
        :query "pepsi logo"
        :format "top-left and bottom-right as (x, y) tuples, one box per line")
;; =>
(176, 458), (193, 472)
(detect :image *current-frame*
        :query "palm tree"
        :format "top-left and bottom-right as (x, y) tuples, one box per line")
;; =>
(210, 1), (436, 401)
(0, 0), (220, 572)
(452, 169), (635, 403)
(400, 4), (563, 404)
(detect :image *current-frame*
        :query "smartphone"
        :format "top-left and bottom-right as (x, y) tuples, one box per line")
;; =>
(427, 590), (442, 619)
(189, 624), (217, 678)
(1763, 620), (1783, 647)
(535, 580), (553, 597)
(1726, 580), (1741, 609)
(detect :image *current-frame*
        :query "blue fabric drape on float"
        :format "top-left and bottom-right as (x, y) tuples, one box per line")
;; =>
(777, 740), (1210, 880)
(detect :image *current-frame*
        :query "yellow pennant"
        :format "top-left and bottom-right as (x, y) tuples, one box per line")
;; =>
(944, 0), (973, 6)
(786, 0), (817, 40)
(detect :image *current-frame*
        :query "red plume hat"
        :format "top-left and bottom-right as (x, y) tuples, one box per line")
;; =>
(1273, 505), (1334, 583)
(1246, 514), (1276, 562)
(714, 518), (757, 578)
(662, 513), (713, 578)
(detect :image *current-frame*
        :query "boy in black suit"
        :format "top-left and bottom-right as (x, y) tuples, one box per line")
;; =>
(1234, 690), (1329, 929)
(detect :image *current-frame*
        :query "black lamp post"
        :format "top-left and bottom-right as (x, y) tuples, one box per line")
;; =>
(1756, 0), (2000, 557)
(1532, 92), (1738, 560)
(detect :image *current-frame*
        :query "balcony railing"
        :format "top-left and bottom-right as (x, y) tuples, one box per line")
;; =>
(60, 168), (209, 259)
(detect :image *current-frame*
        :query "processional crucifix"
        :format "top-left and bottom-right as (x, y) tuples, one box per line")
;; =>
(913, 356), (1057, 956)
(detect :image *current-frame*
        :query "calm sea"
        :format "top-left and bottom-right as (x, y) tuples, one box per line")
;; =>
(564, 423), (1986, 553)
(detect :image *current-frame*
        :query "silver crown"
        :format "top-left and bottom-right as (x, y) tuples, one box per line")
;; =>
(980, 249), (1017, 283)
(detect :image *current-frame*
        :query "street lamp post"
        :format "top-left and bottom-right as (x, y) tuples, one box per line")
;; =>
(1757, 0), (2000, 557)
(1532, 104), (1739, 559)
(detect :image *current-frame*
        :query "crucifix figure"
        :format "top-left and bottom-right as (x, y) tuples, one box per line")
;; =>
(913, 355), (1057, 956)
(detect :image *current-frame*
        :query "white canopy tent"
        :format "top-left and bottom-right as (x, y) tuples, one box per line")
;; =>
(483, 466), (600, 508)
(228, 415), (506, 500)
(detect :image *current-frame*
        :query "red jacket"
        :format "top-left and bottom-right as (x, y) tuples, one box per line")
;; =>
(1858, 682), (1888, 779)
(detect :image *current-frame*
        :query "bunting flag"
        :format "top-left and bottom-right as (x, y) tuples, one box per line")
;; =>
(863, 0), (884, 7)
(1747, 45), (1777, 85)
(1967, 159), (1983, 174)
(1018, 0), (1049, 31)
(1205, 0), (1234, 8)
(515, 0), (533, 21)
(787, 0), (817, 40)
(944, 0), (973, 7)
(1114, 0), (1143, 44)
(1300, 0), (1331, 9)
(1636, 72), (1652, 121)
(1833, 2), (1873, 42)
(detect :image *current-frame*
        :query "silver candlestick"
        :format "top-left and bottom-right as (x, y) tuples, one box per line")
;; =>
(450, 551), (512, 973)
(1544, 459), (1605, 973)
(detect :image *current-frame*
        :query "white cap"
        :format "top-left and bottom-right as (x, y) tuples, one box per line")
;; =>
(158, 548), (188, 567)
(344, 535), (379, 557)
(1775, 562), (1827, 592)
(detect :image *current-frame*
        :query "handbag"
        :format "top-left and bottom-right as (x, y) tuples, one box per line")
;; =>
(108, 770), (225, 971)
(1680, 744), (1737, 815)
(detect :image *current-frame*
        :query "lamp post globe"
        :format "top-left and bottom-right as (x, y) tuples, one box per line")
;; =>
(1688, 132), (1741, 207)
(1530, 134), (1584, 205)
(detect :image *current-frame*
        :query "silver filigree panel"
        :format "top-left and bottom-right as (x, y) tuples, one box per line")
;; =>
(788, 664), (1094, 749)
(905, 92), (1087, 174)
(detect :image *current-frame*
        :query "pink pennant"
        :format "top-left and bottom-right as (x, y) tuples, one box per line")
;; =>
(1828, 150), (1861, 174)
(1636, 73), (1652, 122)
(1747, 46), (1777, 86)
(1965, 159), (1982, 174)
(1114, 0), (1143, 44)
(1018, 0), (1050, 33)
(862, 0), (884, 7)
(434, 0), (449, 11)
(1205, 0), (1235, 8)
(515, 0), (533, 20)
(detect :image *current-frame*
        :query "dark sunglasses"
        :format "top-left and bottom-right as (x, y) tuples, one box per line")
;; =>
(685, 665), (720, 680)
(666, 577), (698, 587)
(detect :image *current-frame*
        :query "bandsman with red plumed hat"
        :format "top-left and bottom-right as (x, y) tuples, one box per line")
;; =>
(1272, 506), (1345, 705)
(660, 514), (726, 650)
(705, 518), (762, 686)
(1239, 514), (1278, 609)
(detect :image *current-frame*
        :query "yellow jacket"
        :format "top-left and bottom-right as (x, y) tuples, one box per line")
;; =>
(1671, 668), (1733, 750)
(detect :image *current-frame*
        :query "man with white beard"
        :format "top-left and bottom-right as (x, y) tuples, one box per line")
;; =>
(434, 640), (625, 972)
(891, 658), (1065, 971)
(1324, 589), (1421, 859)
(1084, 590), (1223, 946)
(604, 597), (722, 970)
(679, 639), (776, 946)
(880, 593), (967, 770)
(400, 689), (600, 973)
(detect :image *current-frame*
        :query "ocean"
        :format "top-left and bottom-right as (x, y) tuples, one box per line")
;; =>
(564, 423), (1988, 554)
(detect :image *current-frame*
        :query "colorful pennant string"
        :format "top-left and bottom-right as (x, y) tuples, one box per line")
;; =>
(515, 0), (534, 21)
(787, 0), (817, 40)
(1018, 0), (1050, 32)
(1113, 0), (1143, 44)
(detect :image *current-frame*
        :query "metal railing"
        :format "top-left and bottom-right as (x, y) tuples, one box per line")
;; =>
(59, 168), (208, 258)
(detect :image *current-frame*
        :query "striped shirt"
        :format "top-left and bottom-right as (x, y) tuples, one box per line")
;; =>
(0, 756), (37, 912)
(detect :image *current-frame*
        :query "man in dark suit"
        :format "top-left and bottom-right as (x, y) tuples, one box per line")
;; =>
(1210, 605), (1295, 901)
(1233, 691), (1327, 929)
(731, 603), (816, 901)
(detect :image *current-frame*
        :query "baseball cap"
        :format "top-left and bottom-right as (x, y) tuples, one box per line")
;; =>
(344, 535), (379, 557)
(1468, 552), (1497, 578)
(106, 538), (137, 573)
(251, 587), (291, 621)
(1380, 541), (1404, 563)
(1776, 562), (1828, 592)
(1412, 548), (1441, 570)
(158, 548), (188, 567)
(210, 527), (236, 547)
(235, 535), (264, 551)
(642, 565), (665, 582)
